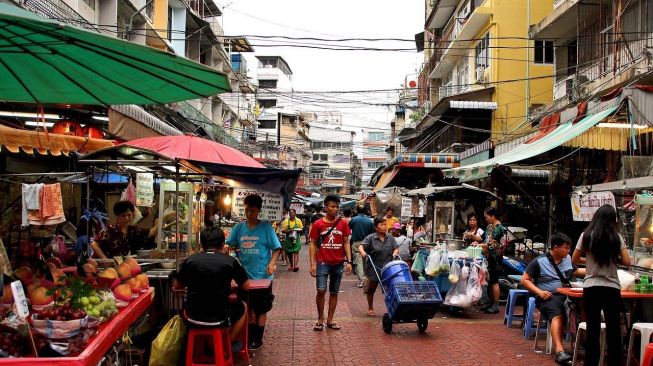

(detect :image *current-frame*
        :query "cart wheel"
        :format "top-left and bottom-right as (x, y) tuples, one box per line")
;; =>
(382, 313), (392, 334)
(417, 317), (428, 333)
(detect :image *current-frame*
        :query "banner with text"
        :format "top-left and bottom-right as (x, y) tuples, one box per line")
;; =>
(135, 173), (154, 207)
(401, 197), (412, 220)
(232, 188), (283, 221)
(571, 191), (616, 221)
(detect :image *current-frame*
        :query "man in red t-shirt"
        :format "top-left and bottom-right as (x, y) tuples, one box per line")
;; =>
(309, 195), (352, 331)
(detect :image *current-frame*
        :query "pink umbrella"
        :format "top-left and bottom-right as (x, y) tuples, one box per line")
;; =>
(122, 135), (264, 168)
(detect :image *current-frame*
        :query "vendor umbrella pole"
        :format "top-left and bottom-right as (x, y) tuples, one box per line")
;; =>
(26, 323), (38, 357)
(175, 162), (180, 271)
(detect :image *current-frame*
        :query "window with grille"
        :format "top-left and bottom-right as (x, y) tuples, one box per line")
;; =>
(475, 33), (489, 69)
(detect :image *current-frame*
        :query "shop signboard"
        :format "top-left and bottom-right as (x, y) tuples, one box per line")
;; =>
(401, 197), (412, 220)
(135, 173), (154, 207)
(571, 191), (616, 221)
(232, 188), (283, 221)
(290, 203), (304, 215)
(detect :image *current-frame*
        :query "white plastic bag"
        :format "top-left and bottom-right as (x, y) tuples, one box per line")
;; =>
(438, 249), (450, 274)
(444, 261), (471, 308)
(448, 260), (461, 284)
(425, 249), (440, 276)
(617, 269), (636, 290)
(467, 263), (482, 303)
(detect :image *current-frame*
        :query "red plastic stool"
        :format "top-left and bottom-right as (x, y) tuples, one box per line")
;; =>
(643, 343), (653, 366)
(185, 327), (234, 366)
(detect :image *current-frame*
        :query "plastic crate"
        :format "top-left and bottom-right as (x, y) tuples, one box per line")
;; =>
(385, 281), (442, 320)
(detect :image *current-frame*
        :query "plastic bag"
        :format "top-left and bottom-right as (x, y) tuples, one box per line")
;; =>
(149, 315), (187, 366)
(120, 181), (136, 204)
(478, 258), (489, 286)
(438, 249), (450, 274)
(448, 260), (461, 284)
(425, 249), (440, 276)
(444, 262), (471, 308)
(467, 263), (483, 303)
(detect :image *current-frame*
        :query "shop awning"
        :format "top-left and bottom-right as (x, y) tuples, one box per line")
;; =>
(574, 176), (653, 193)
(392, 153), (459, 168)
(0, 124), (113, 156)
(373, 167), (400, 192)
(444, 106), (618, 182)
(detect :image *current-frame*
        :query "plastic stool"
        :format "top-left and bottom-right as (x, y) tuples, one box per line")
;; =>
(185, 327), (234, 366)
(642, 343), (653, 366)
(524, 297), (548, 339)
(627, 323), (653, 366)
(533, 310), (553, 354)
(504, 289), (529, 328)
(571, 322), (606, 366)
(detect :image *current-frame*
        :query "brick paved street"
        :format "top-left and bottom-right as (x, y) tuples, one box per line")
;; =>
(247, 249), (560, 366)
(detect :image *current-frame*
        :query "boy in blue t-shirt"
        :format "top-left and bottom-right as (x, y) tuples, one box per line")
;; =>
(226, 194), (281, 351)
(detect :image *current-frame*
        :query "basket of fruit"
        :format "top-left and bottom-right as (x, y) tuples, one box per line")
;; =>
(30, 305), (94, 339)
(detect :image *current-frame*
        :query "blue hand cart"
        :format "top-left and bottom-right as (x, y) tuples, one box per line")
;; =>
(368, 256), (443, 334)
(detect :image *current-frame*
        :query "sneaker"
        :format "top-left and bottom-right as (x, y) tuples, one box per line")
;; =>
(554, 351), (572, 365)
(356, 280), (364, 288)
(249, 340), (263, 351)
(484, 305), (499, 314)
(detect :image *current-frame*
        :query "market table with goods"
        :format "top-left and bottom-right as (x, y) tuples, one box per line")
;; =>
(0, 257), (153, 364)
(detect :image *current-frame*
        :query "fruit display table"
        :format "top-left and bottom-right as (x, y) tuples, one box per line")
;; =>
(0, 288), (155, 366)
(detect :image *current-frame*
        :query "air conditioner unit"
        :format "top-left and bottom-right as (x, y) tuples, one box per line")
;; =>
(458, 1), (471, 19)
(475, 67), (487, 83)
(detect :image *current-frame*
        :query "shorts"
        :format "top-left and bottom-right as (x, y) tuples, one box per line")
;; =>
(316, 262), (344, 295)
(248, 283), (275, 315)
(535, 293), (567, 320)
(487, 253), (502, 285)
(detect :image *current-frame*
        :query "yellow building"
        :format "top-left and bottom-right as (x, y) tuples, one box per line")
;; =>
(411, 0), (554, 163)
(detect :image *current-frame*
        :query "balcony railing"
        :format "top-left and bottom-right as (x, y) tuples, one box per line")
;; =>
(17, 0), (99, 32)
(439, 84), (468, 99)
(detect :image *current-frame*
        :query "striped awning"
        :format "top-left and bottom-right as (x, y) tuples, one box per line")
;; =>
(393, 153), (459, 168)
(444, 106), (618, 181)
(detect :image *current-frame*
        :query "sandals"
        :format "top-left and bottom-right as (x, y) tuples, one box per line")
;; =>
(325, 322), (341, 330)
(366, 310), (376, 317)
(313, 322), (324, 331)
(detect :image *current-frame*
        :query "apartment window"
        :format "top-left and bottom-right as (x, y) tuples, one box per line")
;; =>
(475, 33), (489, 69)
(82, 0), (95, 10)
(455, 57), (469, 89)
(258, 79), (277, 89)
(258, 99), (277, 108)
(367, 162), (384, 169)
(366, 146), (384, 154)
(258, 120), (276, 129)
(534, 40), (554, 64)
(368, 132), (384, 141)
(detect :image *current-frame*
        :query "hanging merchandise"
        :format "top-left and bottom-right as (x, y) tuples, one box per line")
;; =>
(120, 180), (136, 204)
(467, 261), (483, 303)
(444, 261), (472, 308)
(21, 183), (43, 227)
(27, 183), (66, 226)
(448, 259), (461, 284)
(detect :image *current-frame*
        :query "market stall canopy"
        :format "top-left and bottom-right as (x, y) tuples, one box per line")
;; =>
(405, 183), (499, 199)
(443, 106), (618, 182)
(0, 124), (112, 156)
(80, 138), (300, 206)
(0, 3), (231, 105)
(121, 135), (265, 168)
(574, 176), (653, 193)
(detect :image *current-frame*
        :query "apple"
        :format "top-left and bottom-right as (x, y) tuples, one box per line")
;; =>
(125, 277), (141, 294)
(135, 274), (149, 289)
(82, 263), (96, 277)
(112, 284), (132, 302)
(26, 279), (42, 294)
(46, 257), (63, 269)
(116, 263), (131, 280)
(13, 266), (32, 283)
(29, 286), (54, 306)
(124, 258), (141, 276)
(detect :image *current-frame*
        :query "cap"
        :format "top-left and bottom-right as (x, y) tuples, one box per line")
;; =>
(392, 223), (402, 230)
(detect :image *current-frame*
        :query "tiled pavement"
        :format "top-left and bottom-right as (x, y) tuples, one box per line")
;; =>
(248, 249), (560, 366)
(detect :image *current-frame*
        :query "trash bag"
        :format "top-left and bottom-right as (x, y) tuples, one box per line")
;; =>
(149, 315), (186, 366)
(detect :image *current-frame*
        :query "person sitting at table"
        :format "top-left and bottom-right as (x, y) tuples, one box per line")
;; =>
(226, 194), (281, 351)
(521, 233), (585, 366)
(91, 201), (159, 259)
(173, 223), (250, 345)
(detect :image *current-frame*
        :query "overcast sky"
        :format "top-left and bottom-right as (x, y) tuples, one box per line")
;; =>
(221, 0), (424, 148)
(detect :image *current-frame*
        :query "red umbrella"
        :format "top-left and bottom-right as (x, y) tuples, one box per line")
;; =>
(122, 135), (264, 168)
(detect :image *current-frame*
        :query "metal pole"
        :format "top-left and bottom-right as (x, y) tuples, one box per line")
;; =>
(86, 168), (92, 255)
(175, 162), (180, 271)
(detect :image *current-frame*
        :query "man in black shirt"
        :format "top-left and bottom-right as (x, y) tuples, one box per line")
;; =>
(174, 224), (250, 341)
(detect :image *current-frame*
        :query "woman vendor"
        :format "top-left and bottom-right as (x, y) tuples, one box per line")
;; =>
(91, 201), (159, 259)
(463, 214), (484, 247)
(359, 216), (399, 316)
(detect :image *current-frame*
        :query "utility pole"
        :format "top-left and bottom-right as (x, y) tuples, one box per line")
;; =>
(265, 132), (269, 159)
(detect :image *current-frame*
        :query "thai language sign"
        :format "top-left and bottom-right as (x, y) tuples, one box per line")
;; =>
(135, 173), (154, 207)
(232, 188), (283, 221)
(571, 191), (616, 221)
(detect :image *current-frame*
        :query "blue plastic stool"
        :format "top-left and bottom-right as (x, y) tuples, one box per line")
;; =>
(523, 297), (548, 339)
(504, 289), (529, 328)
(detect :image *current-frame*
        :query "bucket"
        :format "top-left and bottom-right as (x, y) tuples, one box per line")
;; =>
(380, 260), (411, 289)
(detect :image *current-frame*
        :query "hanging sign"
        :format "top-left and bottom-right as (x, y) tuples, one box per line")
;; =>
(289, 203), (304, 215)
(571, 191), (616, 221)
(232, 188), (283, 221)
(401, 197), (412, 220)
(135, 173), (154, 207)
(11, 281), (29, 319)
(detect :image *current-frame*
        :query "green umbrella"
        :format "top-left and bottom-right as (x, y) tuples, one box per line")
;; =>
(0, 3), (231, 105)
